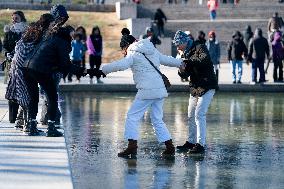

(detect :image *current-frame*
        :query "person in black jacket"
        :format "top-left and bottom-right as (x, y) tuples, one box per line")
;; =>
(243, 25), (253, 48)
(227, 31), (248, 84)
(248, 28), (270, 83)
(23, 14), (85, 137)
(173, 30), (218, 154)
(3, 11), (28, 124)
(154, 8), (167, 37)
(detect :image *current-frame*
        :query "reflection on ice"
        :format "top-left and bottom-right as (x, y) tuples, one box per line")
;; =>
(60, 92), (284, 189)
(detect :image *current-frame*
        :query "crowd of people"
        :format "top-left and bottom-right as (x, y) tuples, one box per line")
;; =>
(0, 4), (219, 158)
(1, 3), (283, 159)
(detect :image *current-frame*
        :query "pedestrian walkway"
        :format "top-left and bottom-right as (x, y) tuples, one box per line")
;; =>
(0, 80), (73, 189)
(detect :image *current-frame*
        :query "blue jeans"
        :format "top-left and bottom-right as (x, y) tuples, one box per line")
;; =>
(210, 10), (217, 20)
(231, 60), (243, 82)
(252, 58), (265, 82)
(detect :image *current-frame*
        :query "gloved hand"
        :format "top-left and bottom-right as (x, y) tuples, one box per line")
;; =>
(96, 70), (106, 78)
(76, 68), (87, 78)
(87, 69), (96, 78)
(87, 69), (106, 78)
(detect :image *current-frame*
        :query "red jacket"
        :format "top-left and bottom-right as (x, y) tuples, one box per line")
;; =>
(207, 0), (218, 11)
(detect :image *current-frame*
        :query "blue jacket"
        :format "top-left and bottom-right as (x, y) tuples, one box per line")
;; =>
(70, 40), (84, 61)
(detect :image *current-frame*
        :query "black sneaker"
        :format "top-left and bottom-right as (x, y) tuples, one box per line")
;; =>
(233, 81), (236, 84)
(177, 141), (195, 151)
(46, 121), (63, 137)
(237, 80), (242, 84)
(27, 120), (40, 136)
(189, 143), (205, 154)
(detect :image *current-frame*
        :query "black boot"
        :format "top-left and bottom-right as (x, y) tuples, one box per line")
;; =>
(46, 121), (63, 137)
(177, 141), (195, 152)
(25, 119), (40, 136)
(118, 139), (138, 157)
(189, 143), (205, 154)
(162, 139), (175, 156)
(15, 108), (25, 129)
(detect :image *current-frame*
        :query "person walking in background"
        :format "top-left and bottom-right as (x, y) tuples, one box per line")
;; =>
(75, 26), (87, 68)
(268, 12), (284, 41)
(3, 10), (28, 124)
(207, 0), (218, 21)
(206, 31), (221, 83)
(154, 8), (167, 37)
(97, 33), (183, 158)
(271, 31), (284, 82)
(87, 26), (103, 84)
(248, 28), (270, 84)
(227, 31), (247, 84)
(140, 27), (161, 47)
(243, 25), (254, 48)
(173, 30), (218, 154)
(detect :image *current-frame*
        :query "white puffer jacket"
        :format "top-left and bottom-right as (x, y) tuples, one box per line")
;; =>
(102, 39), (182, 99)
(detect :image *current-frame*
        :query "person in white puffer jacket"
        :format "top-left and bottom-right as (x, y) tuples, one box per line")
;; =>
(100, 33), (183, 157)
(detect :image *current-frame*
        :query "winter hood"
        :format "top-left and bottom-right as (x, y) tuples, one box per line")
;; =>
(128, 38), (155, 55)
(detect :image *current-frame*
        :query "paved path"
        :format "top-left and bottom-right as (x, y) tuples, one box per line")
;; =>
(0, 79), (73, 189)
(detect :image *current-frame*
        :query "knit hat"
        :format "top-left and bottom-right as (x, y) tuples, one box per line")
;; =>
(120, 34), (136, 49)
(50, 4), (69, 24)
(121, 28), (130, 36)
(173, 30), (191, 46)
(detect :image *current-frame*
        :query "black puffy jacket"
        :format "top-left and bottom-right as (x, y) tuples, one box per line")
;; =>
(26, 28), (83, 75)
(179, 42), (219, 93)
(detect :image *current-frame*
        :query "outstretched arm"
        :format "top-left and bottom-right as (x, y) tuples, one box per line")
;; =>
(102, 55), (133, 75)
(159, 52), (182, 68)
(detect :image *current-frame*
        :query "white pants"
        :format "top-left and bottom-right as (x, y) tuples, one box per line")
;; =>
(124, 98), (171, 142)
(188, 90), (215, 146)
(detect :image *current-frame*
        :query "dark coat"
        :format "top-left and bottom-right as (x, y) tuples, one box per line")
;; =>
(227, 36), (248, 61)
(27, 28), (83, 75)
(3, 30), (22, 55)
(90, 34), (103, 56)
(154, 9), (167, 26)
(179, 43), (218, 96)
(248, 36), (270, 61)
(243, 26), (254, 48)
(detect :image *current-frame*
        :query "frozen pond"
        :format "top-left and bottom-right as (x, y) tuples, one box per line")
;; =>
(60, 92), (284, 189)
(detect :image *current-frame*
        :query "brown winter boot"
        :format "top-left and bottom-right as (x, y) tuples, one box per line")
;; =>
(118, 139), (138, 158)
(162, 139), (175, 156)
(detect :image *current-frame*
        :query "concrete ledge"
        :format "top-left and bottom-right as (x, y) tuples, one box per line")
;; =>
(127, 18), (151, 39)
(59, 83), (284, 93)
(115, 2), (137, 20)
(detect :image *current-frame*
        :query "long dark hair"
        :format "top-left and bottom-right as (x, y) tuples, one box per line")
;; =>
(13, 10), (26, 22)
(91, 26), (101, 36)
(22, 13), (54, 43)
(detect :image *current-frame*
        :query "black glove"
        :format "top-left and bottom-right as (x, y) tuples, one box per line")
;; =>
(96, 70), (106, 78)
(87, 69), (96, 78)
(87, 69), (106, 78)
(76, 68), (87, 78)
